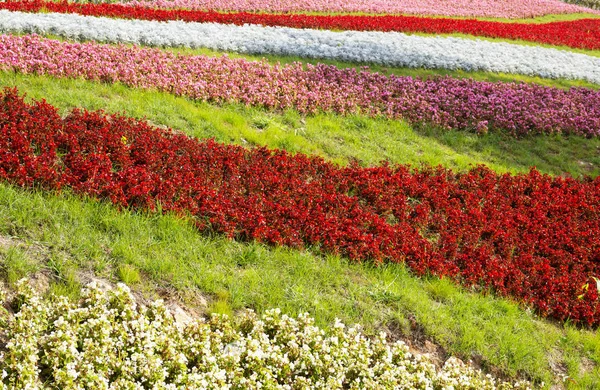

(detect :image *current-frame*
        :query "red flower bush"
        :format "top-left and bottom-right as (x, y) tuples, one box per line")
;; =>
(1, 88), (599, 325)
(3, 0), (600, 50)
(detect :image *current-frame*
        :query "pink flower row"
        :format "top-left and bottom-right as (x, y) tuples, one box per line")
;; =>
(2, 34), (600, 136)
(123, 0), (599, 19)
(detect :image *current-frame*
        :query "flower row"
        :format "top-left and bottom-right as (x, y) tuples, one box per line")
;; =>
(2, 88), (599, 325)
(2, 34), (600, 137)
(117, 0), (596, 19)
(0, 280), (531, 389)
(564, 0), (600, 10)
(3, 0), (600, 50)
(2, 11), (600, 85)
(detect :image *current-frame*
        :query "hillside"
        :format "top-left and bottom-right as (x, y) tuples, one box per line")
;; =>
(0, 0), (600, 388)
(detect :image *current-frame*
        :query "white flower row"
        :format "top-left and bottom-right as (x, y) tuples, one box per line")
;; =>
(1, 10), (599, 84)
(0, 280), (531, 389)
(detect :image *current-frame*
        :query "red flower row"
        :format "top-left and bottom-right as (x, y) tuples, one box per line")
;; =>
(2, 88), (599, 325)
(3, 0), (600, 51)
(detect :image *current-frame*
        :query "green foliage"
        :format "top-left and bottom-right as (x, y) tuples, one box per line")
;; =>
(0, 246), (39, 284)
(117, 264), (141, 285)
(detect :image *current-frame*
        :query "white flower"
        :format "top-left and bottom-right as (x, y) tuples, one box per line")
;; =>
(0, 10), (598, 84)
(0, 280), (532, 389)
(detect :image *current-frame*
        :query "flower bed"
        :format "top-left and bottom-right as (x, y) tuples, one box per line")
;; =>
(1, 88), (599, 325)
(3, 0), (600, 50)
(2, 35), (600, 137)
(2, 11), (600, 84)
(0, 281), (531, 388)
(563, 0), (600, 10)
(118, 0), (596, 19)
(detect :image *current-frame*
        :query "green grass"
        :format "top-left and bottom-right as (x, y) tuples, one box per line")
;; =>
(2, 71), (599, 178)
(1, 48), (600, 388)
(0, 183), (599, 388)
(0, 245), (41, 285)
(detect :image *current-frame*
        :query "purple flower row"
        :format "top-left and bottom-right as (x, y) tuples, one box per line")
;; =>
(2, 34), (599, 137)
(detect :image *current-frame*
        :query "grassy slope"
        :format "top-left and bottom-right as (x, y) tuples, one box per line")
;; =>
(0, 72), (599, 388)
(2, 21), (600, 386)
(1, 184), (599, 389)
(2, 72), (599, 178)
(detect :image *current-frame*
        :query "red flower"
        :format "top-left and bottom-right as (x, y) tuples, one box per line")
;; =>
(1, 87), (599, 326)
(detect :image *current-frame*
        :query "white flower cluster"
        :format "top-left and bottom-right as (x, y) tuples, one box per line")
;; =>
(0, 280), (532, 389)
(0, 10), (599, 84)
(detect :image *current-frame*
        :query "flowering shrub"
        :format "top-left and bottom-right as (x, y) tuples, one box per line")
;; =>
(116, 0), (596, 19)
(2, 34), (600, 137)
(3, 0), (600, 50)
(0, 280), (532, 389)
(1, 89), (600, 325)
(2, 11), (600, 84)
